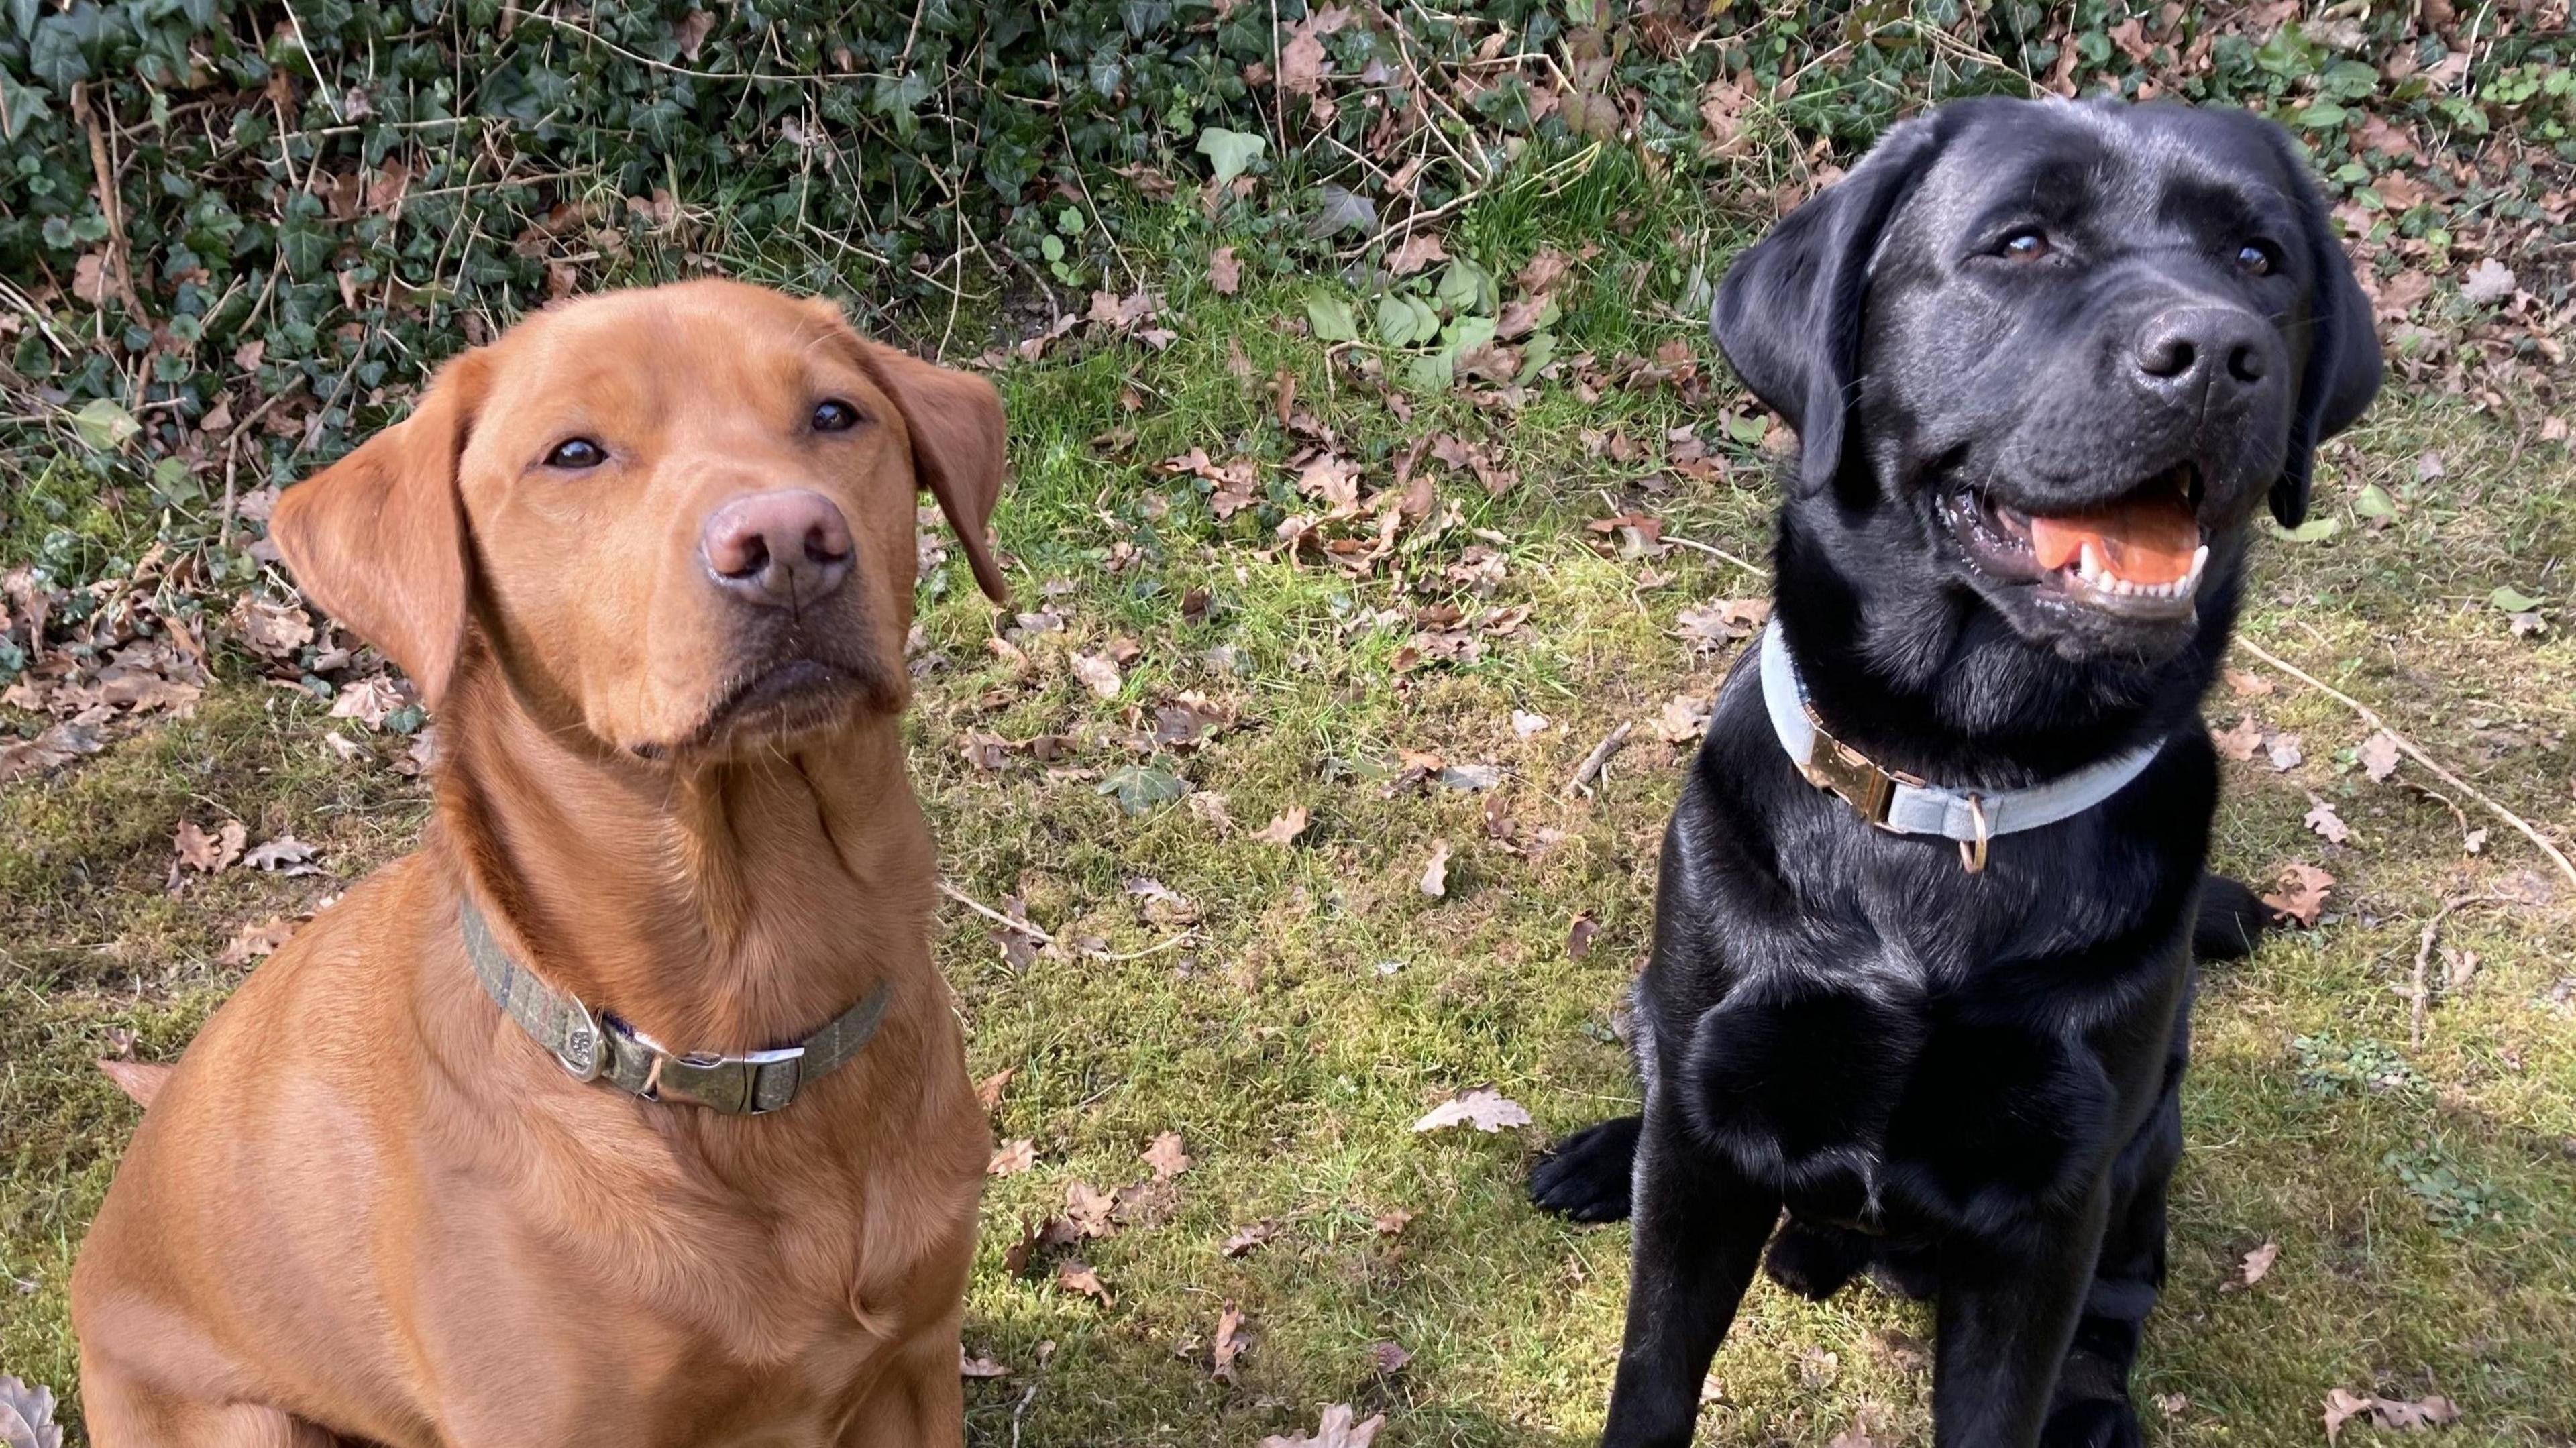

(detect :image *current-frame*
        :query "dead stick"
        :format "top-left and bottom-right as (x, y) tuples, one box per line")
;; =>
(1564, 720), (1633, 797)
(2410, 894), (2512, 1049)
(2237, 636), (2576, 889)
(938, 879), (1053, 944)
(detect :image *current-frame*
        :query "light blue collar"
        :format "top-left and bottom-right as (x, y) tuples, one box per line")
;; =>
(1758, 623), (2163, 865)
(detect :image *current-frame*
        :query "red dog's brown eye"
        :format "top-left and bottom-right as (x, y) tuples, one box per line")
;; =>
(545, 437), (606, 469)
(2001, 228), (2051, 261)
(812, 399), (859, 433)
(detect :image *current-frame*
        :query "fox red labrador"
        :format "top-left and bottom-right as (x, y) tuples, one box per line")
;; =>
(72, 280), (1011, 1447)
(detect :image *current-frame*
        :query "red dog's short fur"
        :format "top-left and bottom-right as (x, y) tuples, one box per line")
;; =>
(71, 281), (1006, 1447)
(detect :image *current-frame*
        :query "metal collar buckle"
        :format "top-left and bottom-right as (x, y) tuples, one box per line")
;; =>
(555, 995), (606, 1082)
(618, 1016), (805, 1115)
(1799, 706), (1918, 830)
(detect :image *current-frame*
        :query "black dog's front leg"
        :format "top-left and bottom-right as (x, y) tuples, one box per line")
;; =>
(1599, 1103), (1780, 1448)
(1930, 1184), (2113, 1448)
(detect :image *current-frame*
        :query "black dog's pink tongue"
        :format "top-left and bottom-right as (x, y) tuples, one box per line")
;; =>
(2028, 493), (2199, 586)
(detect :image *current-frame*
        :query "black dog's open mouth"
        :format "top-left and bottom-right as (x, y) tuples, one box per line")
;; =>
(1939, 465), (2211, 620)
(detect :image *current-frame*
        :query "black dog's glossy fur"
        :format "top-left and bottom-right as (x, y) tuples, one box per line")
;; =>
(1529, 99), (2379, 1448)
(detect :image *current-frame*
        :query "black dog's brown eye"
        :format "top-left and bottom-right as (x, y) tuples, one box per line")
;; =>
(812, 399), (860, 433)
(545, 437), (606, 469)
(2236, 243), (2275, 276)
(2001, 229), (2051, 261)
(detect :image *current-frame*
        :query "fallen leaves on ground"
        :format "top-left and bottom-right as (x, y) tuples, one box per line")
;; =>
(217, 915), (298, 966)
(1222, 1221), (1279, 1256)
(1055, 1260), (1114, 1306)
(2324, 1388), (2458, 1441)
(1260, 1404), (1383, 1448)
(2306, 796), (2354, 846)
(1212, 1303), (1248, 1381)
(2214, 715), (2265, 761)
(2362, 732), (2402, 783)
(988, 1139), (1036, 1177)
(1370, 1341), (1411, 1375)
(2240, 1240), (2280, 1287)
(1207, 246), (1241, 295)
(174, 819), (247, 874)
(1418, 839), (1451, 897)
(958, 1349), (1010, 1379)
(242, 836), (321, 875)
(1412, 1087), (1529, 1134)
(2264, 864), (2337, 928)
(330, 675), (409, 730)
(975, 1068), (1014, 1112)
(1141, 1131), (1191, 1182)
(1250, 806), (1310, 846)
(1073, 651), (1124, 700)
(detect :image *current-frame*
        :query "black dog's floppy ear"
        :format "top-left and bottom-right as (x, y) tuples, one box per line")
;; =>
(2266, 131), (2383, 528)
(1711, 114), (1951, 496)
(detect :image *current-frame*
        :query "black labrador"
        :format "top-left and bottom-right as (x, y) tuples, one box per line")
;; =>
(1529, 97), (2380, 1448)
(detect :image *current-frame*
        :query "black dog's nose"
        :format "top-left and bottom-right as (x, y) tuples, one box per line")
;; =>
(701, 489), (853, 608)
(2131, 306), (2270, 402)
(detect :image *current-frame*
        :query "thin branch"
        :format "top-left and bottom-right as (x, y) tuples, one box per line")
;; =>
(2236, 636), (2576, 889)
(2409, 893), (2512, 1049)
(1564, 720), (1634, 797)
(938, 879), (1053, 944)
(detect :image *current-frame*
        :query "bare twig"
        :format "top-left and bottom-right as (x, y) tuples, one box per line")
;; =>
(2237, 636), (2576, 889)
(74, 83), (147, 321)
(2409, 894), (2512, 1048)
(1664, 533), (1771, 580)
(938, 879), (1054, 945)
(500, 8), (900, 83)
(1564, 721), (1634, 797)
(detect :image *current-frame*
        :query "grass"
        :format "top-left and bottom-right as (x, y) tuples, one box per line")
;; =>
(5, 150), (2574, 1447)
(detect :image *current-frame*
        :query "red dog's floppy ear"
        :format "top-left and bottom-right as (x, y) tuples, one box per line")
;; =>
(848, 336), (1012, 607)
(269, 351), (489, 708)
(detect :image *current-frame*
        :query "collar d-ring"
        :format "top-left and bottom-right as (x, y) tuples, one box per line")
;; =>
(1957, 793), (1992, 874)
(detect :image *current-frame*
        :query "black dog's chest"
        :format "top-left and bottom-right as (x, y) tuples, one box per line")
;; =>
(1678, 985), (2121, 1233)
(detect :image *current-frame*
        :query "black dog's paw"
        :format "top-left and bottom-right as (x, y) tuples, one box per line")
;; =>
(1762, 1220), (1869, 1300)
(2040, 1396), (2144, 1448)
(1866, 1241), (1940, 1302)
(1528, 1115), (1641, 1222)
(2193, 871), (2269, 961)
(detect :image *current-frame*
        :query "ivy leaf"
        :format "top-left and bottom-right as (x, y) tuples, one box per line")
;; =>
(1435, 258), (1497, 315)
(2351, 482), (2396, 520)
(1195, 127), (1266, 186)
(1098, 763), (1189, 814)
(2271, 516), (2339, 544)
(1304, 184), (1377, 239)
(71, 398), (139, 452)
(1305, 294), (1359, 343)
(2489, 585), (2544, 612)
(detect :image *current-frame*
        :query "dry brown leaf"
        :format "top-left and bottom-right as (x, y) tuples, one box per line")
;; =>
(1261, 1404), (1383, 1448)
(1373, 1207), (1414, 1236)
(1370, 1340), (1412, 1375)
(2362, 731), (2402, 783)
(1208, 245), (1242, 295)
(1418, 839), (1451, 897)
(1567, 915), (1601, 960)
(2263, 863), (2336, 928)
(174, 819), (248, 875)
(217, 914), (297, 966)
(1056, 1260), (1114, 1306)
(959, 1349), (1010, 1379)
(1073, 652), (1124, 700)
(2225, 667), (2276, 698)
(1652, 692), (1711, 745)
(976, 1068), (1016, 1113)
(1251, 806), (1311, 846)
(1142, 1131), (1191, 1182)
(2240, 1239), (2280, 1286)
(2304, 795), (2353, 846)
(242, 836), (321, 875)
(1279, 23), (1328, 94)
(2267, 732), (2305, 772)
(331, 675), (407, 730)
(1223, 1221), (1280, 1256)
(2326, 1388), (2458, 1442)
(237, 598), (315, 658)
(2214, 715), (2264, 762)
(1412, 1087), (1529, 1133)
(987, 1139), (1036, 1177)
(1065, 1180), (1120, 1239)
(1386, 232), (1446, 276)
(1212, 1303), (1248, 1381)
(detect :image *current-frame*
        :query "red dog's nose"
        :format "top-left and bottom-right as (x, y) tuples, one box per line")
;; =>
(700, 490), (854, 609)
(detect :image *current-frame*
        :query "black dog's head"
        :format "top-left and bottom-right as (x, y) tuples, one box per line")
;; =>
(1715, 98), (2380, 663)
